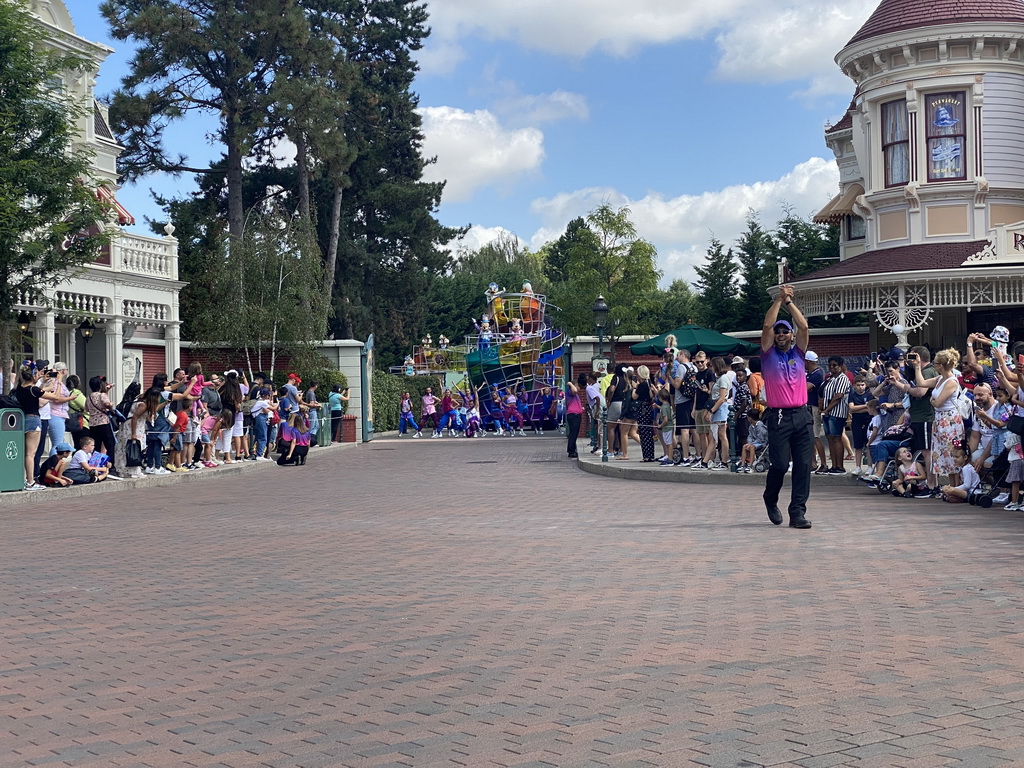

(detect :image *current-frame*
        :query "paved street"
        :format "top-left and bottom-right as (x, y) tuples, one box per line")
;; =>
(4, 434), (1024, 767)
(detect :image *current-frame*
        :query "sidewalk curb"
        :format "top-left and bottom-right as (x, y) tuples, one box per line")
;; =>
(576, 452), (865, 487)
(0, 441), (359, 507)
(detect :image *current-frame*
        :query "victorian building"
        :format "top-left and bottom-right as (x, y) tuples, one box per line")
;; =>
(17, 0), (183, 393)
(796, 0), (1024, 350)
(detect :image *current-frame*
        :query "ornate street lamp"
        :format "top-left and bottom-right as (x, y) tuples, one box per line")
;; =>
(592, 295), (609, 358)
(78, 319), (96, 347)
(16, 311), (31, 334)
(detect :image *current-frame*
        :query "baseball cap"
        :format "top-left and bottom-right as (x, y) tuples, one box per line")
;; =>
(991, 325), (1010, 343)
(888, 348), (906, 361)
(730, 356), (746, 366)
(773, 320), (793, 332)
(54, 441), (73, 453)
(804, 351), (819, 362)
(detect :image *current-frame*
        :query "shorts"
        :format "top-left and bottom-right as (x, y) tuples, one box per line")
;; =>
(694, 408), (711, 435)
(675, 401), (694, 430)
(851, 419), (870, 450)
(811, 406), (825, 439)
(823, 415), (846, 437)
(231, 421), (244, 438)
(910, 422), (933, 452)
(606, 401), (622, 425)
(200, 432), (211, 445)
(710, 404), (728, 424)
(182, 418), (199, 444)
(661, 429), (673, 444)
(24, 414), (41, 433)
(169, 433), (183, 452)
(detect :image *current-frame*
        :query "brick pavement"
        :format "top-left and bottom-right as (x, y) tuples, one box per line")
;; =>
(4, 433), (1024, 767)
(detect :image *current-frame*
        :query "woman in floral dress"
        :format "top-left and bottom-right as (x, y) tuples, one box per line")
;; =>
(930, 348), (965, 487)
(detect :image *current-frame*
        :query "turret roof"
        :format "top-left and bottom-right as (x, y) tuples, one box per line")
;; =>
(848, 0), (1024, 46)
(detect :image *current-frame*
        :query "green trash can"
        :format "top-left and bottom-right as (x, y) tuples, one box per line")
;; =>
(0, 409), (25, 492)
(317, 407), (331, 447)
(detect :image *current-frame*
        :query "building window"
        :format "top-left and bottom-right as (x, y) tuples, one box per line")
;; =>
(846, 215), (865, 240)
(881, 99), (910, 187)
(925, 91), (966, 181)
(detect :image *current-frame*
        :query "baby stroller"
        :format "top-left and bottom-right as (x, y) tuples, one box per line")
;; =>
(862, 440), (924, 495)
(751, 444), (771, 473)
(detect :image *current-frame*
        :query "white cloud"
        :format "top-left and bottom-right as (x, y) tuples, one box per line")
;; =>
(527, 157), (840, 286)
(419, 106), (545, 203)
(447, 225), (528, 255)
(714, 2), (876, 86)
(494, 90), (589, 126)
(419, 0), (876, 92)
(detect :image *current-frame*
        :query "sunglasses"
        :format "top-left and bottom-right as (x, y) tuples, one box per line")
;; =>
(774, 328), (792, 334)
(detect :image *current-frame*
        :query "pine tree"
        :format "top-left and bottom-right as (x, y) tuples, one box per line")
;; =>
(735, 212), (777, 331)
(693, 238), (740, 332)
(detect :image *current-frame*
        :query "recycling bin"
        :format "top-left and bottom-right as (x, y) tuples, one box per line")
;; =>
(0, 408), (25, 492)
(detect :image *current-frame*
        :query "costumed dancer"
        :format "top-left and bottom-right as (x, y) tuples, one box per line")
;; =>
(473, 315), (493, 350)
(399, 392), (421, 437)
(504, 389), (525, 436)
(465, 405), (482, 437)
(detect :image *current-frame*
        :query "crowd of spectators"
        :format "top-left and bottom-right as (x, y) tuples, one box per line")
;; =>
(571, 325), (1024, 509)
(9, 361), (349, 491)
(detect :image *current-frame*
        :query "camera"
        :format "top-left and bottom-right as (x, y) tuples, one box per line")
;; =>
(967, 489), (993, 508)
(907, 353), (917, 361)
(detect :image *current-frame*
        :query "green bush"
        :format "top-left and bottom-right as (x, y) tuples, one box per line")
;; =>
(372, 370), (440, 432)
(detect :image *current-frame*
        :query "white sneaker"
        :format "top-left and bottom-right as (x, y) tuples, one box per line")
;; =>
(850, 466), (863, 476)
(414, 432), (421, 438)
(519, 429), (526, 436)
(496, 428), (503, 436)
(256, 456), (272, 462)
(153, 467), (171, 475)
(1005, 502), (1021, 511)
(538, 429), (544, 435)
(993, 492), (1010, 505)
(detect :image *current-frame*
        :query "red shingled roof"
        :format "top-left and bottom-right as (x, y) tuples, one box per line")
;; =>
(848, 0), (1024, 46)
(826, 98), (856, 134)
(791, 240), (989, 282)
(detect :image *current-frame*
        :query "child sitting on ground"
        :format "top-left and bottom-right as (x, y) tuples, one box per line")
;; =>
(278, 412), (311, 465)
(65, 437), (109, 484)
(739, 409), (767, 473)
(40, 442), (74, 487)
(891, 446), (927, 498)
(940, 445), (980, 503)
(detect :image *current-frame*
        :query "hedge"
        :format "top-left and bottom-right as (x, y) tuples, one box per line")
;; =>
(372, 370), (442, 432)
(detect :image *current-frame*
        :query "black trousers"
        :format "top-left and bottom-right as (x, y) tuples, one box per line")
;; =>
(566, 413), (581, 457)
(763, 406), (813, 521)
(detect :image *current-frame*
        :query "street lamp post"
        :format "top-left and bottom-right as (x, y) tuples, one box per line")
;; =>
(592, 296), (610, 463)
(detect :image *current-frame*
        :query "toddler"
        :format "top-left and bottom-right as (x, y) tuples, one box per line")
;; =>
(1004, 431), (1023, 511)
(740, 410), (767, 473)
(891, 446), (926, 498)
(940, 446), (980, 503)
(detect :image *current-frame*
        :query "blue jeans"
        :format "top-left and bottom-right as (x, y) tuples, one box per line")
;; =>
(47, 416), (66, 456)
(146, 439), (163, 469)
(399, 412), (419, 433)
(254, 413), (268, 457)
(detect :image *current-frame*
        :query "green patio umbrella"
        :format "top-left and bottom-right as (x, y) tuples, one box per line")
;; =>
(629, 324), (760, 358)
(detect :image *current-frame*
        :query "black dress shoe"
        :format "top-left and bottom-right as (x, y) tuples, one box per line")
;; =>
(766, 505), (783, 525)
(789, 517), (812, 529)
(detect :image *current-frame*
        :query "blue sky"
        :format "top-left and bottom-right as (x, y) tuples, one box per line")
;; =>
(70, 0), (880, 285)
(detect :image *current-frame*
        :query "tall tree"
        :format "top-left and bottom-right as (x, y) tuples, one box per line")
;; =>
(321, 0), (461, 360)
(0, 2), (109, 383)
(101, 0), (311, 242)
(654, 279), (698, 331)
(547, 204), (662, 340)
(773, 209), (840, 279)
(693, 237), (740, 332)
(544, 217), (599, 284)
(735, 211), (777, 331)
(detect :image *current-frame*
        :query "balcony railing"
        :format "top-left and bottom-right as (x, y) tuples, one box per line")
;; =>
(103, 231), (178, 281)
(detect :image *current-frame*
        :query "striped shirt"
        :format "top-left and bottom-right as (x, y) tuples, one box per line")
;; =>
(820, 373), (851, 419)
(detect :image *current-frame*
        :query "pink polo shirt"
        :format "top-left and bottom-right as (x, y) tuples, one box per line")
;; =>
(760, 345), (809, 409)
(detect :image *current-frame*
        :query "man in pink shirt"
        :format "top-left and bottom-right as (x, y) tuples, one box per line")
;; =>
(760, 284), (813, 529)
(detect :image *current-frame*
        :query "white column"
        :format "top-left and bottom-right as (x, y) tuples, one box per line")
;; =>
(165, 323), (181, 374)
(105, 318), (124, 396)
(37, 310), (55, 364)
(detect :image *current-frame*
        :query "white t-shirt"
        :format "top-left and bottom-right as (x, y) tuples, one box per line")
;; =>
(956, 464), (981, 492)
(585, 383), (603, 410)
(868, 414), (883, 446)
(250, 399), (271, 417)
(71, 449), (92, 471)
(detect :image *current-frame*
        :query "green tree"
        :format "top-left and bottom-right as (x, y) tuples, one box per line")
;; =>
(186, 205), (327, 379)
(547, 204), (662, 340)
(735, 211), (777, 330)
(693, 237), (740, 332)
(101, 0), (311, 242)
(773, 209), (840, 278)
(653, 279), (698, 331)
(0, 2), (109, 381)
(544, 217), (599, 284)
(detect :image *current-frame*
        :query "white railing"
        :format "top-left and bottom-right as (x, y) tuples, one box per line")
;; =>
(109, 231), (178, 280)
(797, 275), (1024, 318)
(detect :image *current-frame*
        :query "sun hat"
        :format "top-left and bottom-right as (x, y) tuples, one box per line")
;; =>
(730, 356), (746, 366)
(805, 351), (819, 362)
(54, 441), (73, 453)
(991, 325), (1010, 343)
